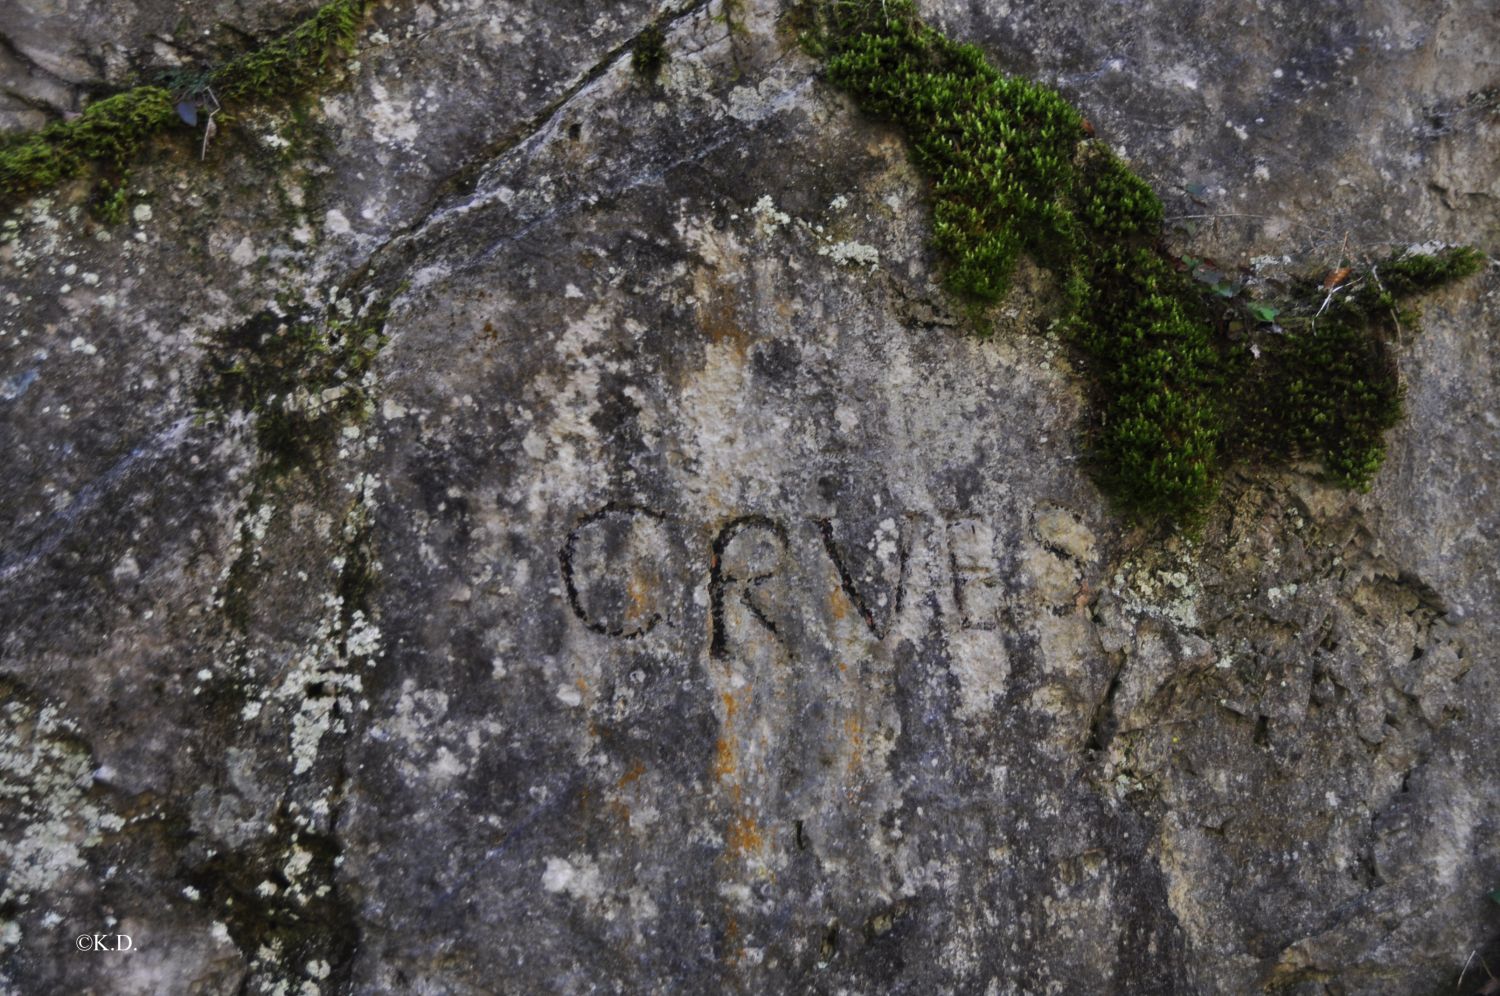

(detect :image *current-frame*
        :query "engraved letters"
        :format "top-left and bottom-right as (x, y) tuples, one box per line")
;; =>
(560, 504), (1013, 647)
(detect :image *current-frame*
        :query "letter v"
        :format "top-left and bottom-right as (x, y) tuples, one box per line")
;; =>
(816, 518), (909, 640)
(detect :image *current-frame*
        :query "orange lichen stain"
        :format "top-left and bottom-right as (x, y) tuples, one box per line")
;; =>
(1073, 580), (1097, 612)
(696, 268), (756, 358)
(712, 738), (736, 783)
(720, 691), (739, 720)
(723, 915), (742, 965)
(844, 714), (867, 775)
(610, 759), (646, 828)
(700, 295), (750, 354)
(830, 586), (850, 622)
(618, 759), (646, 789)
(626, 572), (655, 624)
(725, 813), (765, 858)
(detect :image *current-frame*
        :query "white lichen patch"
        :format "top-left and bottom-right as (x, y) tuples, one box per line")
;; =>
(542, 854), (603, 898)
(540, 853), (657, 925)
(0, 697), (123, 909)
(362, 80), (421, 146)
(750, 194), (791, 234)
(817, 240), (880, 268)
(344, 611), (382, 660)
(1111, 556), (1204, 631)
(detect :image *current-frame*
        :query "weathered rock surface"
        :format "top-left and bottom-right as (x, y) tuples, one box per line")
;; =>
(1, 0), (1497, 993)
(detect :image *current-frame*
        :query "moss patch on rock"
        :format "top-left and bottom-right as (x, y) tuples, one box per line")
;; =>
(817, 0), (1486, 525)
(1230, 246), (1486, 488)
(633, 23), (669, 80)
(210, 0), (366, 102)
(201, 300), (388, 474)
(0, 0), (368, 216)
(0, 88), (176, 212)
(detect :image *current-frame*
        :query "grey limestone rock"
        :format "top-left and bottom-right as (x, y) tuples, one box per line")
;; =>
(1, 0), (1497, 992)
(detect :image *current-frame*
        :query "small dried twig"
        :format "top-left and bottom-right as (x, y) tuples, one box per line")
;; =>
(1311, 233), (1355, 325)
(1460, 950), (1477, 991)
(200, 86), (221, 161)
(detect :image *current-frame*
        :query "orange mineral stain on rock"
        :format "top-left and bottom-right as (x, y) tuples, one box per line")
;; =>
(725, 812), (764, 858)
(618, 759), (646, 788)
(694, 269), (751, 356)
(626, 572), (654, 625)
(712, 737), (736, 783)
(830, 585), (850, 622)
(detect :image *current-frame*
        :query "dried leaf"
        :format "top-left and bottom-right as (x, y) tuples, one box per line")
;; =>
(1323, 266), (1352, 290)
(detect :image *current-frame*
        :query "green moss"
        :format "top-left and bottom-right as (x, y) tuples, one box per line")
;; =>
(826, 3), (1084, 298)
(820, 0), (1487, 525)
(0, 0), (367, 216)
(0, 88), (175, 211)
(633, 23), (668, 80)
(1365, 244), (1486, 298)
(1069, 245), (1223, 520)
(1229, 245), (1486, 490)
(201, 301), (388, 473)
(210, 0), (365, 103)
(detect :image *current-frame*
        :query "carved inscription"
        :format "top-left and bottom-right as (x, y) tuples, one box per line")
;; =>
(709, 516), (789, 659)
(559, 503), (673, 638)
(947, 518), (1002, 630)
(559, 504), (1017, 649)
(816, 517), (908, 640)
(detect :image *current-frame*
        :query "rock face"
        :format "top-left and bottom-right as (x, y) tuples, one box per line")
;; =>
(1, 0), (1497, 993)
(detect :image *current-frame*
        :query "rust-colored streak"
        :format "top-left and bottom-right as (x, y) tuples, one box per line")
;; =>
(700, 295), (750, 354)
(725, 813), (764, 858)
(618, 759), (646, 788)
(713, 737), (736, 783)
(626, 572), (654, 626)
(829, 585), (850, 622)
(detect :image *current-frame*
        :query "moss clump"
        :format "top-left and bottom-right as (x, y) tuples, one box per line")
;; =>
(202, 302), (388, 473)
(633, 23), (668, 80)
(1231, 245), (1486, 489)
(819, 0), (1487, 524)
(0, 88), (175, 211)
(1068, 245), (1223, 520)
(0, 0), (366, 216)
(210, 0), (365, 103)
(824, 4), (1085, 298)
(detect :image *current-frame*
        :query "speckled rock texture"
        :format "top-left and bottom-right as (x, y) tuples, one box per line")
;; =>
(2, 0), (1498, 993)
